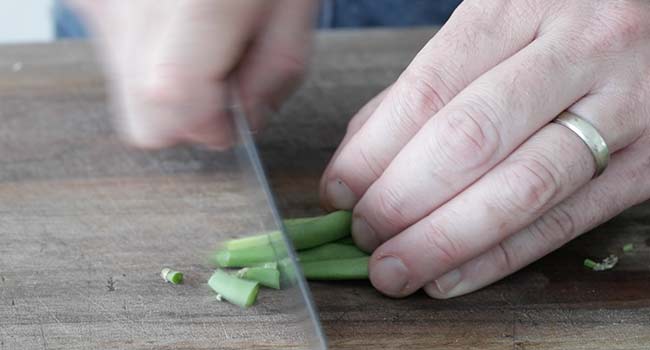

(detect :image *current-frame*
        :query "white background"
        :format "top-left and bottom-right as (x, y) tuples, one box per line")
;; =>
(0, 0), (54, 44)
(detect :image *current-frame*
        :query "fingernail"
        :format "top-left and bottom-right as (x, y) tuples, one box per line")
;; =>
(434, 268), (462, 295)
(326, 179), (356, 209)
(352, 216), (380, 252)
(370, 256), (409, 296)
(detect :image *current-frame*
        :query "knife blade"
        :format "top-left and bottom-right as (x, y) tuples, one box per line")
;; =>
(229, 88), (328, 349)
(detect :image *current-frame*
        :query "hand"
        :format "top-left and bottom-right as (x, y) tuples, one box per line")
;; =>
(68, 0), (317, 148)
(320, 0), (650, 298)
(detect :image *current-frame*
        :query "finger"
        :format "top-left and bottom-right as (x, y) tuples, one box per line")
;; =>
(352, 30), (601, 251)
(236, 0), (318, 131)
(366, 123), (590, 296)
(422, 76), (650, 298)
(367, 90), (641, 296)
(69, 1), (160, 72)
(339, 86), (392, 149)
(73, 1), (178, 147)
(320, 85), (392, 211)
(124, 0), (272, 148)
(424, 138), (650, 298)
(321, 1), (547, 209)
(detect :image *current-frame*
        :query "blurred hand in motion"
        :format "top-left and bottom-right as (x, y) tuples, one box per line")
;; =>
(320, 0), (650, 298)
(68, 0), (317, 148)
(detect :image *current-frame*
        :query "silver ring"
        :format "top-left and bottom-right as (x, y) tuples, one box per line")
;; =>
(552, 111), (609, 178)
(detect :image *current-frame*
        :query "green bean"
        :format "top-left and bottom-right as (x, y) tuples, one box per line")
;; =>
(208, 269), (260, 308)
(335, 237), (355, 245)
(583, 258), (598, 270)
(298, 243), (368, 262)
(213, 244), (283, 267)
(285, 211), (352, 250)
(223, 211), (352, 251)
(278, 258), (297, 287)
(160, 268), (183, 284)
(301, 257), (369, 280)
(236, 265), (281, 289)
(252, 261), (278, 269)
(221, 233), (280, 251)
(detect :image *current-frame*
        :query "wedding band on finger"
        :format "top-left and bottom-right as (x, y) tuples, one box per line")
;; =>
(552, 111), (610, 178)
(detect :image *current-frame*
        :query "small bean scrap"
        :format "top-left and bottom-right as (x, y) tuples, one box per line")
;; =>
(583, 255), (619, 271)
(161, 268), (184, 284)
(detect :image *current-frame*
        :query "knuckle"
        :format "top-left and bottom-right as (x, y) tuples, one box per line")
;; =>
(140, 66), (197, 109)
(433, 103), (500, 171)
(641, 148), (650, 176)
(498, 153), (560, 216)
(494, 241), (517, 273)
(355, 143), (386, 179)
(456, 0), (538, 25)
(505, 0), (541, 18)
(543, 30), (589, 66)
(582, 2), (647, 55)
(422, 220), (463, 268)
(246, 49), (307, 106)
(392, 67), (451, 132)
(455, 0), (502, 22)
(374, 186), (410, 232)
(529, 204), (577, 248)
(617, 151), (650, 204)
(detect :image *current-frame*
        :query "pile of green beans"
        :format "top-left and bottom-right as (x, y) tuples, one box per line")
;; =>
(208, 210), (371, 308)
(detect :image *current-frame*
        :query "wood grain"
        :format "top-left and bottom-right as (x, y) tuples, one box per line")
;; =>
(0, 28), (649, 350)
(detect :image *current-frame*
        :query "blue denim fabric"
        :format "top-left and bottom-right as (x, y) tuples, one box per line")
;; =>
(54, 0), (463, 39)
(319, 0), (462, 28)
(54, 1), (87, 38)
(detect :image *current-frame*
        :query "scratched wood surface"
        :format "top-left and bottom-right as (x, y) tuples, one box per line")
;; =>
(0, 28), (649, 350)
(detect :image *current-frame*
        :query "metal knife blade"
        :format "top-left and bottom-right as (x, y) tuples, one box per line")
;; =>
(229, 89), (328, 349)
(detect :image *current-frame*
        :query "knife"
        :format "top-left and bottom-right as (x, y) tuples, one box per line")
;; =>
(229, 88), (328, 349)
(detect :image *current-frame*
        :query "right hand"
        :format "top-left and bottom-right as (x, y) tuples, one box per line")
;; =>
(67, 0), (318, 149)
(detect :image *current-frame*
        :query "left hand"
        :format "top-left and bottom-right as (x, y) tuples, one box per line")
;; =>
(319, 0), (650, 298)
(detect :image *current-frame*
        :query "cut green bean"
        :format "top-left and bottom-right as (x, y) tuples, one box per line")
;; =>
(623, 243), (634, 252)
(160, 268), (183, 284)
(237, 266), (280, 289)
(584, 255), (619, 271)
(298, 243), (368, 262)
(583, 259), (598, 270)
(223, 211), (352, 251)
(213, 244), (282, 267)
(208, 269), (260, 308)
(285, 211), (352, 249)
(221, 234), (279, 251)
(278, 258), (298, 287)
(335, 237), (355, 245)
(252, 262), (278, 269)
(301, 257), (369, 280)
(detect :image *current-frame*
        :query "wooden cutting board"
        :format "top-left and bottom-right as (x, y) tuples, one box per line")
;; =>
(0, 28), (648, 350)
